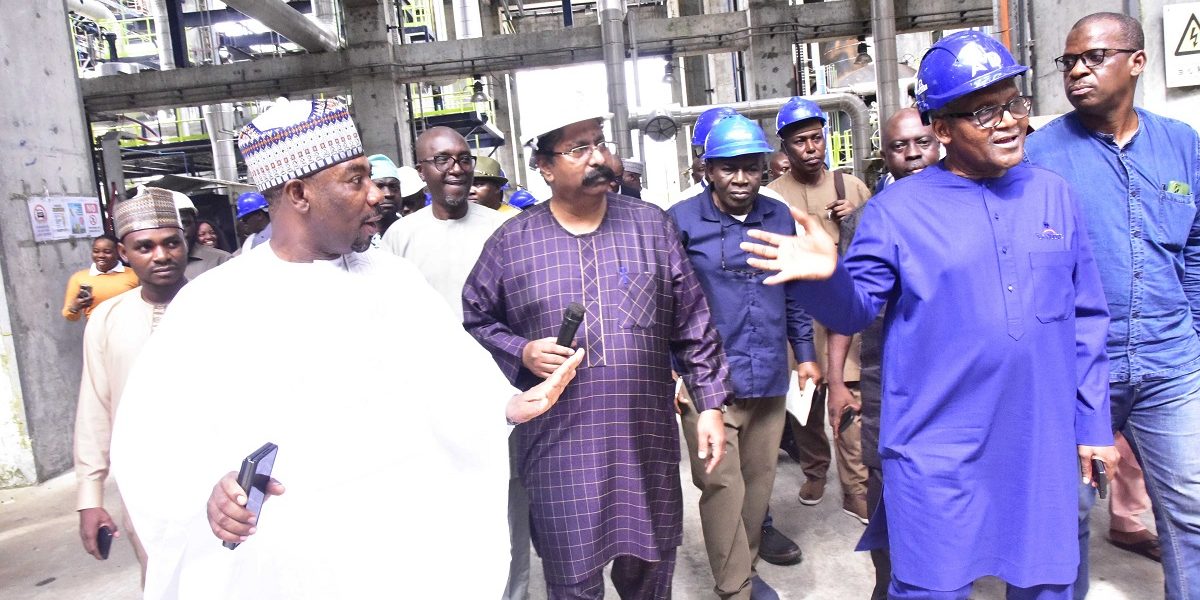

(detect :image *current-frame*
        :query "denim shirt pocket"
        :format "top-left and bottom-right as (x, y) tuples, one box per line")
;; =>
(1151, 190), (1197, 249)
(1029, 250), (1075, 323)
(614, 272), (658, 329)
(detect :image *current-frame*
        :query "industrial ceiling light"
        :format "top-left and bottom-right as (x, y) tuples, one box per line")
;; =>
(470, 76), (490, 103)
(662, 59), (677, 84)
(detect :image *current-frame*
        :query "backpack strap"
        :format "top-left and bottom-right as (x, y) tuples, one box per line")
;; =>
(834, 169), (846, 201)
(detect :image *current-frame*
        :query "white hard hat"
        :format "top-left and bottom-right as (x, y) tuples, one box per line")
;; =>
(169, 189), (196, 213)
(520, 91), (613, 149)
(396, 166), (425, 197)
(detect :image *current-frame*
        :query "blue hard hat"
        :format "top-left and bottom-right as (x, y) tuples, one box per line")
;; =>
(915, 30), (1028, 121)
(703, 115), (774, 160)
(775, 97), (826, 136)
(508, 189), (537, 209)
(691, 107), (741, 146)
(236, 191), (268, 219)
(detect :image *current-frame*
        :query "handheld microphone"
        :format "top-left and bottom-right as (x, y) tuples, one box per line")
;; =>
(556, 302), (585, 347)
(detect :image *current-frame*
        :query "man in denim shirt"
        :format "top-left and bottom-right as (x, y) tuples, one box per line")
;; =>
(1026, 12), (1200, 599)
(668, 115), (818, 600)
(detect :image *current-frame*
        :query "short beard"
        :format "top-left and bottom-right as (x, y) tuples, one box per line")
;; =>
(583, 164), (616, 187)
(441, 192), (469, 210)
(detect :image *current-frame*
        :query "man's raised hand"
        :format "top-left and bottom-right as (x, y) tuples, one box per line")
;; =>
(741, 206), (838, 285)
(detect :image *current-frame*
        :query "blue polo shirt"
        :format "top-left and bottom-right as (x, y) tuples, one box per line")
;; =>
(1026, 109), (1200, 383)
(667, 189), (815, 399)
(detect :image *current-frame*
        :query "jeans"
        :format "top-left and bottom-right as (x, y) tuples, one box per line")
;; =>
(1076, 367), (1200, 599)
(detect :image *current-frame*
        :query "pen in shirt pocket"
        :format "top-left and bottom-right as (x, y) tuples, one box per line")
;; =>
(618, 265), (630, 286)
(1165, 181), (1190, 195)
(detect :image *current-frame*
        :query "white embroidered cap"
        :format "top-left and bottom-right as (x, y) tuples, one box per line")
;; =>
(237, 98), (364, 191)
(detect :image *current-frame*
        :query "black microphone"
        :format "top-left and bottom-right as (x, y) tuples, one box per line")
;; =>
(556, 302), (585, 347)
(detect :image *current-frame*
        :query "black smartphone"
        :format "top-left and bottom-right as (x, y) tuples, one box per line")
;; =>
(223, 442), (279, 550)
(1091, 457), (1108, 499)
(838, 406), (860, 432)
(96, 525), (112, 560)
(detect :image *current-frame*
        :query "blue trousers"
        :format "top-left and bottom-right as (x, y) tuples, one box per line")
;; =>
(1076, 368), (1200, 599)
(889, 577), (1071, 599)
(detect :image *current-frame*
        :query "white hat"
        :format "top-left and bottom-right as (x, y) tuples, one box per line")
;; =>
(397, 166), (425, 197)
(621, 159), (644, 175)
(520, 91), (613, 149)
(237, 98), (363, 191)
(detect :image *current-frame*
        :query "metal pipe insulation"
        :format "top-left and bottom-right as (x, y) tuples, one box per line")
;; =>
(599, 0), (633, 158)
(629, 93), (873, 177)
(222, 0), (340, 52)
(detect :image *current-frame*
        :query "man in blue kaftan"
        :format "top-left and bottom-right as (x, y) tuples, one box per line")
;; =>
(740, 31), (1118, 599)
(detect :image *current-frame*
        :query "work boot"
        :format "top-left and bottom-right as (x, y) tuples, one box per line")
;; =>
(798, 478), (825, 506)
(758, 526), (802, 565)
(842, 494), (869, 525)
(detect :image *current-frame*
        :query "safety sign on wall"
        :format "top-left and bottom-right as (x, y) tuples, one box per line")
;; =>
(1165, 3), (1200, 88)
(26, 196), (105, 242)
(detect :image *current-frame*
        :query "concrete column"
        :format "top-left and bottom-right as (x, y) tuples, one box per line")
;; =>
(0, 0), (99, 486)
(872, 0), (901, 127)
(344, 0), (415, 167)
(479, 6), (522, 187)
(679, 0), (710, 107)
(746, 0), (796, 100)
(703, 0), (739, 105)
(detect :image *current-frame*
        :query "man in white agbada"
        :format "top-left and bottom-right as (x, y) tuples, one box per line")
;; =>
(111, 98), (582, 600)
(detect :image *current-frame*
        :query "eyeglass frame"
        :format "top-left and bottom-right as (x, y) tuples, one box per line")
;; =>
(550, 141), (618, 161)
(719, 225), (764, 278)
(938, 95), (1033, 130)
(1052, 48), (1140, 73)
(417, 154), (477, 173)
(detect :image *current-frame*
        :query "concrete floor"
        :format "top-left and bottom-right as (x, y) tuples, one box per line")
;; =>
(0, 427), (1163, 600)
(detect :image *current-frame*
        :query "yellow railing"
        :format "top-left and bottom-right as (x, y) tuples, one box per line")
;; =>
(94, 16), (158, 60)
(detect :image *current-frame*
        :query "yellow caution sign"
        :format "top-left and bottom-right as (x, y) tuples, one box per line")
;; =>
(1165, 3), (1200, 88)
(1176, 13), (1200, 56)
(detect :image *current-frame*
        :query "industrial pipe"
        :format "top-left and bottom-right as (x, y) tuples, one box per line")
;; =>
(599, 0), (633, 158)
(222, 0), (340, 53)
(872, 0), (901, 127)
(630, 93), (873, 177)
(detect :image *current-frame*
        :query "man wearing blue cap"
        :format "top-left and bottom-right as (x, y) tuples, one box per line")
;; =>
(768, 97), (872, 522)
(234, 191), (271, 253)
(672, 107), (789, 207)
(668, 115), (816, 600)
(740, 31), (1117, 599)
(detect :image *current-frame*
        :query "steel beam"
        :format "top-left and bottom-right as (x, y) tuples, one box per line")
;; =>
(81, 0), (991, 114)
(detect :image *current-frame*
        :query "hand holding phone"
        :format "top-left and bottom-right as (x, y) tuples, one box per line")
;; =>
(1091, 457), (1109, 499)
(96, 526), (113, 560)
(219, 442), (279, 550)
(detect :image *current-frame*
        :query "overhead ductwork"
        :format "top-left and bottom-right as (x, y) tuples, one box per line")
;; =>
(222, 0), (340, 53)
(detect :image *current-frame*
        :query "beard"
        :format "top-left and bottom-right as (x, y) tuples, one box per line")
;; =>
(441, 191), (469, 210)
(582, 164), (616, 187)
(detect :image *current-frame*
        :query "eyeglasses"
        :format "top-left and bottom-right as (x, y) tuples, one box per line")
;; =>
(720, 227), (763, 278)
(553, 141), (617, 161)
(418, 154), (477, 172)
(940, 96), (1033, 129)
(1053, 48), (1139, 72)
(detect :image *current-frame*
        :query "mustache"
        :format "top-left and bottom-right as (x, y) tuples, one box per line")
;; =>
(583, 165), (616, 187)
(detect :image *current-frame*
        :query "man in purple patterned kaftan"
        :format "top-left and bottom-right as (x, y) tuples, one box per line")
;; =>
(463, 112), (732, 599)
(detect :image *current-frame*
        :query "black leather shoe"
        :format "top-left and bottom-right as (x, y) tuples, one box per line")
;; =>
(759, 526), (802, 565)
